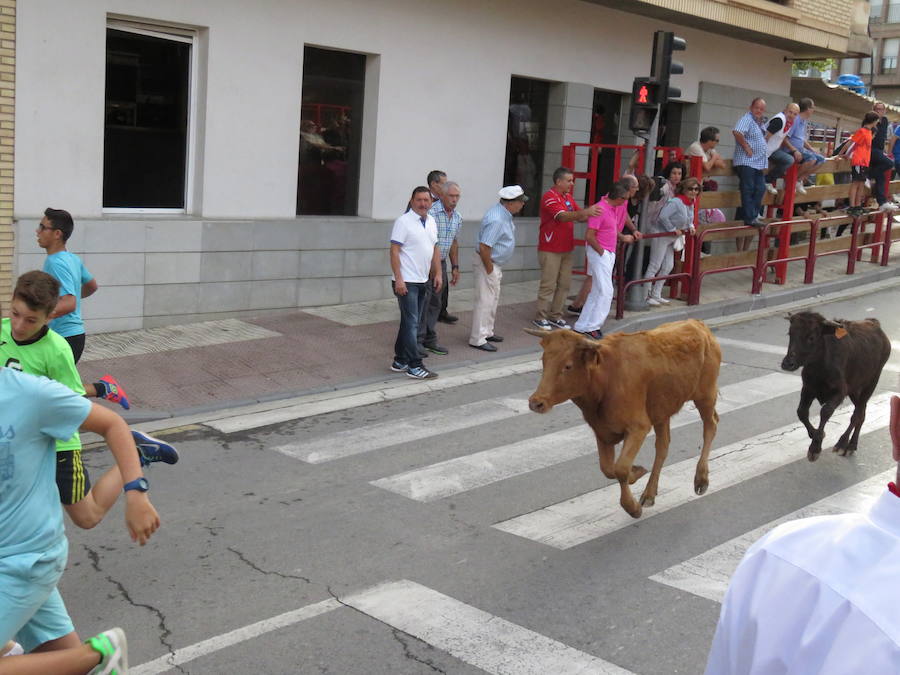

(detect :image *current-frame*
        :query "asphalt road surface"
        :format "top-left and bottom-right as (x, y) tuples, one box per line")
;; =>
(62, 287), (900, 674)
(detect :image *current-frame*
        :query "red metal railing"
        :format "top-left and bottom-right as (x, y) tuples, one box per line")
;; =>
(556, 142), (898, 317)
(562, 143), (686, 277)
(614, 231), (693, 320)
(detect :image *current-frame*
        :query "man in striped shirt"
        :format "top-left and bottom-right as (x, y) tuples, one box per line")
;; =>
(732, 98), (768, 229)
(419, 182), (462, 355)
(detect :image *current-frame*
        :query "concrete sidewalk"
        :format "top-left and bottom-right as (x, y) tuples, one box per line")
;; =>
(75, 246), (900, 422)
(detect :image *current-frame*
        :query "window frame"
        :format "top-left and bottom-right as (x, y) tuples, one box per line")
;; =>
(102, 19), (198, 215)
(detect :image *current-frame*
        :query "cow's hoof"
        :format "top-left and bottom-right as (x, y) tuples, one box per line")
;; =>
(622, 502), (642, 519)
(833, 445), (856, 457)
(639, 493), (655, 507)
(807, 448), (821, 462)
(694, 478), (708, 496)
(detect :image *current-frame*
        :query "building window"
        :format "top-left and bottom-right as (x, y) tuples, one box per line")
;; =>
(882, 38), (899, 73)
(872, 0), (885, 22)
(297, 46), (365, 216)
(886, 1), (900, 23)
(104, 25), (194, 211)
(504, 77), (549, 217)
(860, 57), (872, 75)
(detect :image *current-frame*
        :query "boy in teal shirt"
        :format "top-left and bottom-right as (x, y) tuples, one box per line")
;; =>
(1, 271), (178, 531)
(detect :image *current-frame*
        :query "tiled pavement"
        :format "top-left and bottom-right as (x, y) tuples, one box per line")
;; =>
(75, 246), (900, 420)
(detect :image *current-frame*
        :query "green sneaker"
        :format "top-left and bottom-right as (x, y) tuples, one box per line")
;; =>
(88, 627), (129, 674)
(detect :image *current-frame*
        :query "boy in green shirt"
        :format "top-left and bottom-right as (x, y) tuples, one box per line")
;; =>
(2, 271), (178, 530)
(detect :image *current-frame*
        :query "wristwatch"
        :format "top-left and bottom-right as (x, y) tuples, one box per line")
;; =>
(123, 477), (149, 493)
(451, 264), (459, 271)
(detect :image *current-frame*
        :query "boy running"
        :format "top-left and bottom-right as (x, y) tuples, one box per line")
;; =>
(839, 111), (880, 216)
(0, 364), (158, 672)
(1, 271), (178, 531)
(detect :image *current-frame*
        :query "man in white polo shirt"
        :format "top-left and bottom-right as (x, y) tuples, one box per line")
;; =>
(389, 186), (443, 379)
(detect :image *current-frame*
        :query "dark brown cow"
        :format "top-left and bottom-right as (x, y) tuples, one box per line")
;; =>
(526, 319), (721, 519)
(781, 312), (891, 461)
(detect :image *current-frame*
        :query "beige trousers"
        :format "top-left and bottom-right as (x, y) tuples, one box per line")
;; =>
(469, 252), (502, 346)
(535, 250), (572, 321)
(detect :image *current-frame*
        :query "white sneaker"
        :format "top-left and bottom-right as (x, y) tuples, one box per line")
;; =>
(656, 296), (671, 304)
(646, 297), (661, 307)
(765, 184), (778, 195)
(87, 628), (129, 675)
(879, 201), (899, 212)
(796, 181), (807, 195)
(2, 641), (24, 657)
(865, 179), (872, 189)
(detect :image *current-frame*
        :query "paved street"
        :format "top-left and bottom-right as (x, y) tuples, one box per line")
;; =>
(61, 287), (900, 674)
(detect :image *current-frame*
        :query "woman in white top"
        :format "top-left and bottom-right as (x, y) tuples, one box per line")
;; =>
(645, 176), (699, 305)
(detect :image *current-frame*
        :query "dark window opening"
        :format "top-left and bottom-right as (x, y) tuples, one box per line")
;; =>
(104, 28), (190, 209)
(504, 77), (549, 217)
(297, 46), (365, 216)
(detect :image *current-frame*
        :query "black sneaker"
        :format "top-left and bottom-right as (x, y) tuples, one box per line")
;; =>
(407, 366), (438, 380)
(424, 343), (449, 355)
(132, 431), (179, 467)
(390, 360), (408, 373)
(566, 305), (582, 316)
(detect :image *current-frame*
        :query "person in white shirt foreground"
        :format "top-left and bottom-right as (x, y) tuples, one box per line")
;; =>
(705, 395), (900, 674)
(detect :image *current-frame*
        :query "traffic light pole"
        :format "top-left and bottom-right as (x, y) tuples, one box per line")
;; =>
(624, 109), (659, 312)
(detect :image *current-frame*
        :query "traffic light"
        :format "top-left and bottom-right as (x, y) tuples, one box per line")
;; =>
(651, 30), (686, 104)
(629, 78), (658, 134)
(628, 77), (659, 134)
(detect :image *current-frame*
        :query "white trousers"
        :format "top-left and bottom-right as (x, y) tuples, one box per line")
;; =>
(574, 247), (614, 332)
(645, 236), (675, 300)
(469, 252), (502, 346)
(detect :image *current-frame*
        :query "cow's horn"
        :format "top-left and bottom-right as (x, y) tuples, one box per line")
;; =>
(523, 327), (548, 337)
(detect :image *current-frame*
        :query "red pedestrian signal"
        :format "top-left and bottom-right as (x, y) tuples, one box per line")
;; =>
(637, 85), (649, 104)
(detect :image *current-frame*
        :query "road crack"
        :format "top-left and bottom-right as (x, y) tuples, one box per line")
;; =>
(83, 544), (187, 674)
(226, 546), (312, 583)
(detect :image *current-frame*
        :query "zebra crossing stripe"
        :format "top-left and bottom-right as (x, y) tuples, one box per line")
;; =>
(342, 579), (635, 675)
(273, 396), (534, 463)
(649, 470), (891, 603)
(492, 392), (893, 550)
(371, 372), (801, 503)
(205, 359), (542, 433)
(131, 598), (342, 674)
(716, 336), (900, 374)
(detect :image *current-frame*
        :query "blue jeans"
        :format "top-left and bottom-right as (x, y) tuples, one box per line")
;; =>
(767, 149), (794, 184)
(735, 165), (765, 225)
(393, 281), (426, 368)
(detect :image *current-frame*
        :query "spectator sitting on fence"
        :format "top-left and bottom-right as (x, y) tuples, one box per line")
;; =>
(764, 102), (800, 196)
(687, 126), (726, 179)
(785, 98), (826, 195)
(645, 177), (699, 306)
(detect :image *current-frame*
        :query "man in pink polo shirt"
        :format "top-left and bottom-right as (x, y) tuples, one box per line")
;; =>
(573, 183), (638, 339)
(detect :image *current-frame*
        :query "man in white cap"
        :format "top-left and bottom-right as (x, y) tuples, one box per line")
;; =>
(705, 395), (900, 673)
(469, 186), (525, 352)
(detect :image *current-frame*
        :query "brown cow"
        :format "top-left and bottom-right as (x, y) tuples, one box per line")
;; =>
(527, 319), (721, 519)
(781, 312), (891, 461)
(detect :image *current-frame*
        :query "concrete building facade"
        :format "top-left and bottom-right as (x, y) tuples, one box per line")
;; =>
(9, 0), (868, 331)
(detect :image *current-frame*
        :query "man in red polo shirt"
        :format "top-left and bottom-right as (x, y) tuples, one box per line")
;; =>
(533, 167), (599, 331)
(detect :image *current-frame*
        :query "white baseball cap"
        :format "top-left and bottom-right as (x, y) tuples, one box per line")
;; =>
(498, 185), (528, 201)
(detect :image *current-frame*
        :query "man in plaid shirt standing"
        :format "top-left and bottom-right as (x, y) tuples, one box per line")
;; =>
(419, 181), (462, 355)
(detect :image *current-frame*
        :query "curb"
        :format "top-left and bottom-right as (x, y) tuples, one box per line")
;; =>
(120, 268), (900, 429)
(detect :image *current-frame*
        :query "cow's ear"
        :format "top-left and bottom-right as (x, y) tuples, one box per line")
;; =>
(821, 319), (841, 335)
(576, 341), (601, 366)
